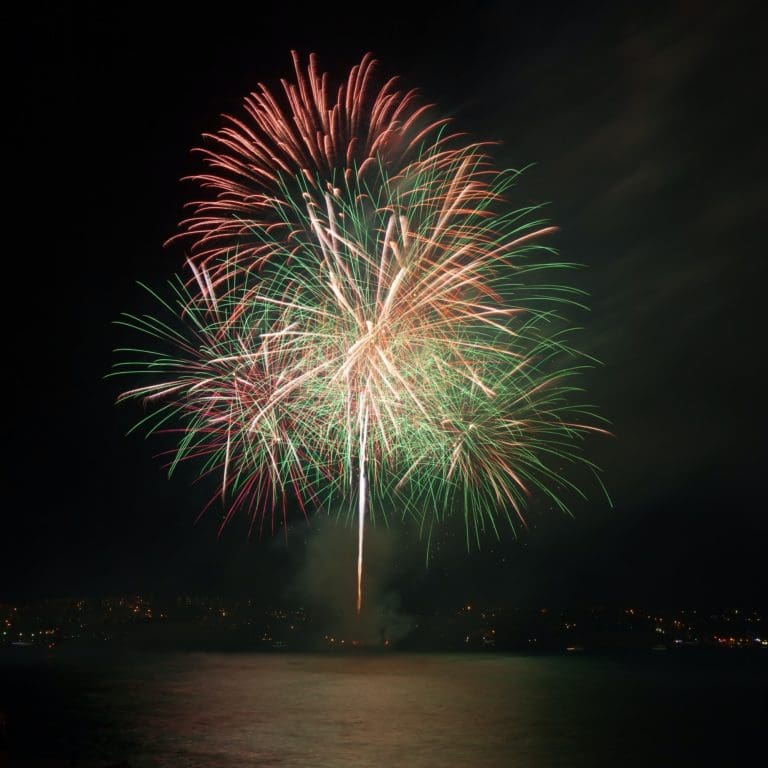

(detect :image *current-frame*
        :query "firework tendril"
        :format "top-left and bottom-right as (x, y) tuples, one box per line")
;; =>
(112, 53), (609, 613)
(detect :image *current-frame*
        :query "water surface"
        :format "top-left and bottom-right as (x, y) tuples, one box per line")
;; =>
(2, 651), (766, 766)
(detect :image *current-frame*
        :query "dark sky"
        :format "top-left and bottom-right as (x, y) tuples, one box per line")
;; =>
(4, 1), (766, 609)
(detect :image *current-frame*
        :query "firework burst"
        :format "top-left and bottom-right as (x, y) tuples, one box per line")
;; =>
(113, 53), (608, 612)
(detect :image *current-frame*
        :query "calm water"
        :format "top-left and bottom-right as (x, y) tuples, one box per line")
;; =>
(1, 650), (766, 766)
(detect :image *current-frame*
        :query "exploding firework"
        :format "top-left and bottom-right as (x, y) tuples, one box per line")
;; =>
(113, 53), (608, 613)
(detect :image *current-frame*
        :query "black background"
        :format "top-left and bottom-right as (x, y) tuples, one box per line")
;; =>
(4, 1), (766, 610)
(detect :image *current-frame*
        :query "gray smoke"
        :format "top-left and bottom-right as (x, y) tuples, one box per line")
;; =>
(287, 513), (415, 647)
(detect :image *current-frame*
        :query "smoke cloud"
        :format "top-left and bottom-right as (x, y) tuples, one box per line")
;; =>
(286, 514), (415, 647)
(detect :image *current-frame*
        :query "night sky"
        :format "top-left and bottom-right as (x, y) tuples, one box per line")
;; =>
(4, 1), (766, 610)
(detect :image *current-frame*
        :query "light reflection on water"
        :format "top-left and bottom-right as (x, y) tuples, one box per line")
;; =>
(3, 652), (767, 766)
